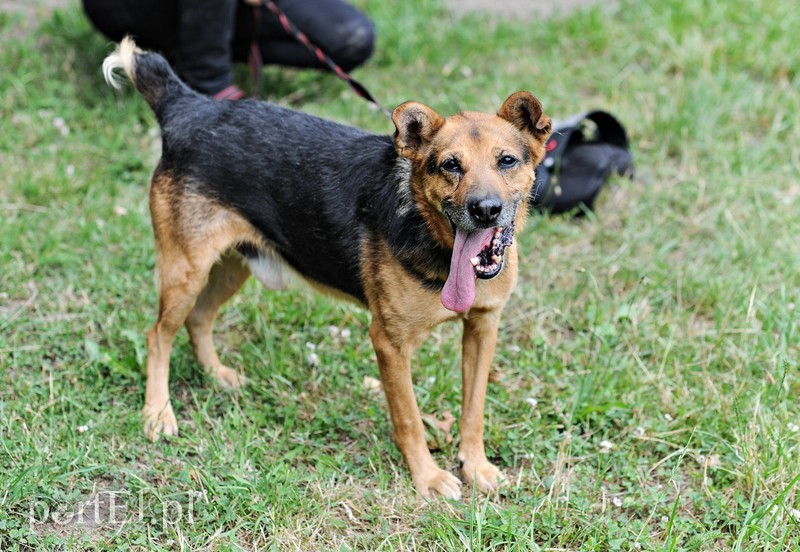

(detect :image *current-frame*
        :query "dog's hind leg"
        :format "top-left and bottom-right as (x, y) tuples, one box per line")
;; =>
(185, 251), (251, 389)
(458, 310), (507, 492)
(143, 181), (258, 441)
(144, 241), (216, 441)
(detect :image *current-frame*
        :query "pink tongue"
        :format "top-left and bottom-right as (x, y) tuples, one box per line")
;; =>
(441, 228), (494, 313)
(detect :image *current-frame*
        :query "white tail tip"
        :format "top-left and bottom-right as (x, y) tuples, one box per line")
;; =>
(102, 36), (140, 89)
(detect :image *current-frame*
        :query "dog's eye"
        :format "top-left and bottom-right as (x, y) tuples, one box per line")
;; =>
(440, 158), (462, 173)
(498, 155), (518, 168)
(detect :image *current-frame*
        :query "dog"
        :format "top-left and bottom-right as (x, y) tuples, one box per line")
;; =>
(103, 37), (551, 499)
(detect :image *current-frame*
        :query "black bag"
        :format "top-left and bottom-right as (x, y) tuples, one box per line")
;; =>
(531, 110), (633, 214)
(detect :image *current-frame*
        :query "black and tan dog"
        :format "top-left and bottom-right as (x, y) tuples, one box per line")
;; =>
(104, 37), (551, 499)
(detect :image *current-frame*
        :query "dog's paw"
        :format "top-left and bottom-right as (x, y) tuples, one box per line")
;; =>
(142, 402), (178, 441)
(461, 458), (506, 493)
(211, 365), (247, 390)
(414, 467), (463, 500)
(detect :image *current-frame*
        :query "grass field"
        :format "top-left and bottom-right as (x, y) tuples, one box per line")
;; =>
(1, 0), (799, 549)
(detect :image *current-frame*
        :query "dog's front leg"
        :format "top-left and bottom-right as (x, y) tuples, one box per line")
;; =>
(459, 310), (506, 492)
(369, 319), (462, 500)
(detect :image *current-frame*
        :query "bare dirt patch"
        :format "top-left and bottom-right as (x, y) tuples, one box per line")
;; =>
(2, 0), (615, 24)
(0, 0), (73, 18)
(443, 0), (613, 20)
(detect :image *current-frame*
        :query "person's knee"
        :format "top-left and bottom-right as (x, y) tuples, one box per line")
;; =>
(329, 15), (375, 72)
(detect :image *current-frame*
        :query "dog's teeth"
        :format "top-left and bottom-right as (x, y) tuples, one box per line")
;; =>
(492, 255), (501, 264)
(470, 257), (480, 266)
(494, 228), (502, 238)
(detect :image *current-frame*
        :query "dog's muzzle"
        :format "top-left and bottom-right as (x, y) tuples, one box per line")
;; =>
(441, 200), (518, 313)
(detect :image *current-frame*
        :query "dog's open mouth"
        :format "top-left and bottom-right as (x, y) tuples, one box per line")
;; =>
(441, 224), (515, 313)
(471, 226), (514, 279)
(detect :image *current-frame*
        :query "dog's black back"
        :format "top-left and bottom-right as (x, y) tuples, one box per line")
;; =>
(130, 54), (448, 302)
(160, 97), (395, 300)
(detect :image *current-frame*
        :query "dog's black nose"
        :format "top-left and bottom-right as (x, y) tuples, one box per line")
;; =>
(468, 196), (503, 225)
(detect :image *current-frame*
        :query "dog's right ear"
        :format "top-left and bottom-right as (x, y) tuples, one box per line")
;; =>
(392, 101), (445, 160)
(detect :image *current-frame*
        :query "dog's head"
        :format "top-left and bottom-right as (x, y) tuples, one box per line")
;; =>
(392, 92), (552, 313)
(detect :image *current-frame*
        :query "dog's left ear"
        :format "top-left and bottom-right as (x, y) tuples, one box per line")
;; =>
(497, 92), (552, 148)
(392, 101), (445, 159)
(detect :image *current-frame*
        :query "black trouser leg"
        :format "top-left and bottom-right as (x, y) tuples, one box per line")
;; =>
(232, 0), (375, 72)
(175, 0), (238, 95)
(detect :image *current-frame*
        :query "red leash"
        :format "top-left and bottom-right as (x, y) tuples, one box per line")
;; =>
(248, 2), (392, 118)
(247, 4), (264, 97)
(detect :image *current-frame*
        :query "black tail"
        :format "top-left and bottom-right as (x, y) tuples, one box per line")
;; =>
(103, 37), (193, 112)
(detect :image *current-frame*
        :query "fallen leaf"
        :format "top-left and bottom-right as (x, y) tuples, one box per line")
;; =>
(363, 376), (382, 392)
(488, 365), (503, 383)
(422, 410), (456, 451)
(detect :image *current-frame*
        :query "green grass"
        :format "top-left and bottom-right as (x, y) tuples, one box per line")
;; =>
(1, 0), (799, 549)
